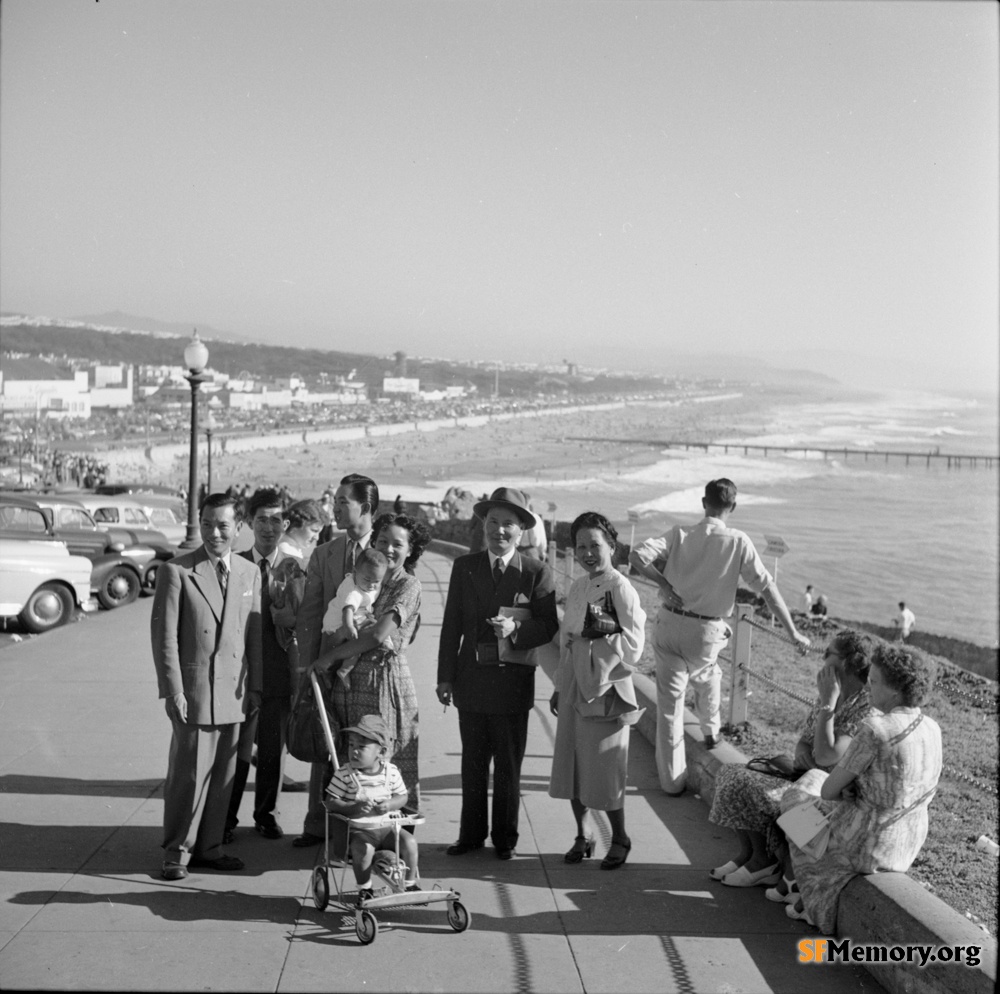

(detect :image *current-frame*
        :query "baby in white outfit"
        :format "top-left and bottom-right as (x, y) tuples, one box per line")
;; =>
(322, 547), (389, 687)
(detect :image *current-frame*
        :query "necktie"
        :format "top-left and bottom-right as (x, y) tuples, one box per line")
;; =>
(347, 541), (357, 573)
(216, 559), (228, 597)
(493, 558), (504, 588)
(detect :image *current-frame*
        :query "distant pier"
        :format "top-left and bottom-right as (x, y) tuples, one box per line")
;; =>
(566, 437), (997, 469)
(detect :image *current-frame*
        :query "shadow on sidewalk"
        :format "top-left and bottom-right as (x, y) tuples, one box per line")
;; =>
(0, 774), (163, 797)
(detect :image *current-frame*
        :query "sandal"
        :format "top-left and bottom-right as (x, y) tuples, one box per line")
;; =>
(564, 835), (595, 864)
(600, 838), (632, 870)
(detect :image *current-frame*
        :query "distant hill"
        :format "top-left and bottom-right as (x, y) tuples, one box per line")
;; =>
(0, 314), (671, 396)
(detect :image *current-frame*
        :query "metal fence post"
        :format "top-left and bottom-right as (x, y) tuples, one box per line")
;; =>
(547, 539), (557, 570)
(728, 604), (752, 727)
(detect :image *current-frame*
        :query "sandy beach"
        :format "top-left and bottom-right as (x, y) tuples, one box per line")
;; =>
(205, 391), (784, 510)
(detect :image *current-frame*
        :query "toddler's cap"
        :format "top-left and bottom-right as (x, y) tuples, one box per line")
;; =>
(344, 714), (391, 749)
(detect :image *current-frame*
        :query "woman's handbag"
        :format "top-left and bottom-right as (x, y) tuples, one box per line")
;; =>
(575, 687), (645, 726)
(777, 799), (832, 859)
(746, 754), (803, 781)
(581, 591), (621, 639)
(286, 670), (337, 764)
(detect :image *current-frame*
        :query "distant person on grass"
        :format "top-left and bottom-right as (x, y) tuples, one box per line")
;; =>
(630, 478), (810, 796)
(894, 601), (916, 641)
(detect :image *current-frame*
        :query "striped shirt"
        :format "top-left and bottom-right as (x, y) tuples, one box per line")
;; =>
(326, 760), (407, 826)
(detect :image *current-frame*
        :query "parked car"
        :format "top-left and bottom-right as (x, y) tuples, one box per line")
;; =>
(0, 493), (151, 610)
(73, 493), (187, 547)
(94, 482), (183, 498)
(70, 495), (181, 586)
(0, 538), (96, 633)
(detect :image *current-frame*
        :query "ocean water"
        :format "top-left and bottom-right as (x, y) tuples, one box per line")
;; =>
(428, 389), (999, 648)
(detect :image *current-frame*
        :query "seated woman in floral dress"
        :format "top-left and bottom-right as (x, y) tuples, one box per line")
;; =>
(708, 629), (874, 893)
(781, 642), (942, 931)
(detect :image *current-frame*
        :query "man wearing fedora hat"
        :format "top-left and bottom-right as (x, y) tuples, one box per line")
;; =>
(437, 487), (559, 860)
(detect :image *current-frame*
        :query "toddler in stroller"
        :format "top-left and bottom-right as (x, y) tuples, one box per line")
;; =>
(324, 714), (419, 899)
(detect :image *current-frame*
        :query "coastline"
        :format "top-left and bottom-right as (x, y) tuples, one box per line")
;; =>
(93, 387), (999, 659)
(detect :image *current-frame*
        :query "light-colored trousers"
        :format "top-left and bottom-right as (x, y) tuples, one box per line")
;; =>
(162, 720), (240, 864)
(653, 611), (731, 793)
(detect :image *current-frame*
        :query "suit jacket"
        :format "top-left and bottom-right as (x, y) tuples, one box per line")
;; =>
(438, 551), (559, 714)
(239, 550), (290, 699)
(151, 547), (262, 725)
(296, 534), (351, 670)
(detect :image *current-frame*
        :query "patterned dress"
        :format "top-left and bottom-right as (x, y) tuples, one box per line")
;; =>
(548, 568), (646, 811)
(709, 689), (872, 856)
(781, 707), (942, 934)
(331, 567), (422, 814)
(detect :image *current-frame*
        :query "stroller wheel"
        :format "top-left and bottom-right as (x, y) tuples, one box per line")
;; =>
(311, 866), (330, 911)
(446, 900), (471, 932)
(356, 909), (378, 945)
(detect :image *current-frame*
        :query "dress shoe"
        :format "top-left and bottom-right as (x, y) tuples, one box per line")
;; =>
(255, 821), (284, 840)
(495, 847), (516, 861)
(189, 854), (245, 871)
(161, 863), (188, 881)
(292, 833), (324, 848)
(709, 859), (740, 881)
(722, 862), (780, 887)
(446, 840), (484, 856)
(564, 835), (595, 864)
(600, 838), (631, 870)
(704, 734), (720, 750)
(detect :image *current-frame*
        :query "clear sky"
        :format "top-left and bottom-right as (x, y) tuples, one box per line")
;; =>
(1, 1), (996, 391)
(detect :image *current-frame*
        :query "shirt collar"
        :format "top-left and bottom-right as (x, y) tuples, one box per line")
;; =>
(489, 548), (516, 570)
(205, 550), (232, 571)
(252, 547), (279, 568)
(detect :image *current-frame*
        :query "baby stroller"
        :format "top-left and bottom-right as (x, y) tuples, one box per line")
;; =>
(306, 671), (471, 945)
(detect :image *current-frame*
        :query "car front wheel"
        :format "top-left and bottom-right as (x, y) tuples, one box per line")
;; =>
(19, 583), (75, 634)
(97, 566), (141, 610)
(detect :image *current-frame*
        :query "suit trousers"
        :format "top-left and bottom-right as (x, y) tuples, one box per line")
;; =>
(653, 611), (731, 793)
(163, 720), (240, 864)
(226, 697), (290, 831)
(457, 709), (529, 850)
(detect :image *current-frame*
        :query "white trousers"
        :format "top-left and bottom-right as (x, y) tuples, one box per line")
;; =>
(653, 611), (731, 793)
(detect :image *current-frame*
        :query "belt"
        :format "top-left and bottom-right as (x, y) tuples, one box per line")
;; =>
(663, 604), (722, 623)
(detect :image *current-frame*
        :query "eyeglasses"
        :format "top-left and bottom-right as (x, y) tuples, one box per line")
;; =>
(823, 647), (842, 659)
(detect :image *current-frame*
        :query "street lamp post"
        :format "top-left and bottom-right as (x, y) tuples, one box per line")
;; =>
(204, 412), (217, 496)
(181, 330), (210, 549)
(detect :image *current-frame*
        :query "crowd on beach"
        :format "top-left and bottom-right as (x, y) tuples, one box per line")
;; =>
(149, 470), (944, 937)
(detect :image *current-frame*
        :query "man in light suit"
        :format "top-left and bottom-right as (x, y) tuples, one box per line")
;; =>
(436, 487), (559, 860)
(292, 473), (379, 848)
(152, 492), (262, 880)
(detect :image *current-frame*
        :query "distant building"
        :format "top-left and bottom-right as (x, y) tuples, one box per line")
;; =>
(88, 363), (135, 408)
(0, 358), (91, 419)
(382, 376), (420, 396)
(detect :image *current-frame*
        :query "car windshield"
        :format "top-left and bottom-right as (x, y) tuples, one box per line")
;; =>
(57, 508), (99, 529)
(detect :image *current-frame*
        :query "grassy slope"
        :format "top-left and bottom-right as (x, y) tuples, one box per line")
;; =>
(620, 578), (999, 937)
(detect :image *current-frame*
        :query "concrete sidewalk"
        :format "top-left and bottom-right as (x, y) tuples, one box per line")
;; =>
(1, 550), (874, 993)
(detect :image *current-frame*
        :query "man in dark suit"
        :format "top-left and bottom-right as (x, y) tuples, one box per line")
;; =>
(225, 488), (292, 842)
(292, 473), (379, 847)
(151, 492), (262, 880)
(436, 487), (559, 860)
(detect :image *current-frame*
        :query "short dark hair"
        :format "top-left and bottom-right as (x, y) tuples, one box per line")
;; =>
(829, 628), (875, 682)
(284, 498), (324, 530)
(199, 492), (239, 516)
(704, 478), (737, 510)
(569, 511), (618, 546)
(340, 474), (380, 517)
(372, 512), (430, 572)
(246, 487), (285, 521)
(871, 642), (937, 707)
